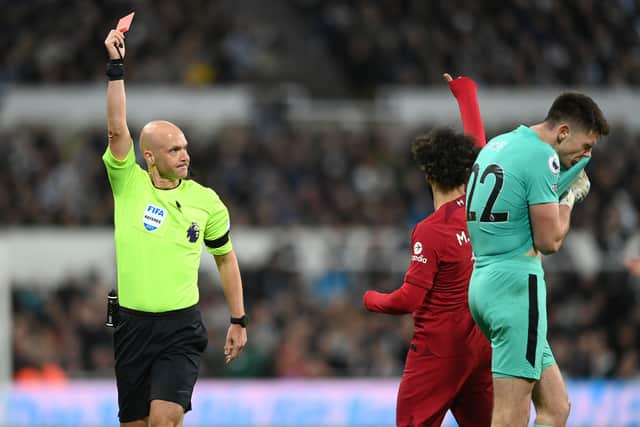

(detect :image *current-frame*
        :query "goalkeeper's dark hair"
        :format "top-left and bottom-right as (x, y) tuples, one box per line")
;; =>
(545, 92), (609, 136)
(411, 128), (479, 192)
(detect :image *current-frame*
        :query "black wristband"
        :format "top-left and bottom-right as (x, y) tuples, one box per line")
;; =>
(230, 315), (248, 328)
(106, 59), (124, 81)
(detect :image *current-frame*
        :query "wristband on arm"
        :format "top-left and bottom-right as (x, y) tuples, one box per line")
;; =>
(230, 315), (248, 328)
(106, 59), (124, 81)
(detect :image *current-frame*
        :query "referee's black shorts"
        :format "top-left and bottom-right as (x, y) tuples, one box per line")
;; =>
(113, 305), (208, 423)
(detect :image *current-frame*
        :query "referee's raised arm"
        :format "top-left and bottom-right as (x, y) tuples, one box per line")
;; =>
(104, 29), (132, 160)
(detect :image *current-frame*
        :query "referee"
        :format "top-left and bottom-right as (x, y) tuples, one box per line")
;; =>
(103, 29), (247, 427)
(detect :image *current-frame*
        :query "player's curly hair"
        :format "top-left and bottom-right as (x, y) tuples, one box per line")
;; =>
(411, 128), (479, 192)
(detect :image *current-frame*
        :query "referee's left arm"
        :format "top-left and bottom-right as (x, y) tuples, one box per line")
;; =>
(214, 250), (247, 363)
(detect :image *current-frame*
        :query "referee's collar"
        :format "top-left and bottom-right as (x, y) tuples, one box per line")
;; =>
(150, 177), (183, 190)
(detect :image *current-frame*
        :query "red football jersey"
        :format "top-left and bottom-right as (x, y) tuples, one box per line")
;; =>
(403, 195), (481, 357)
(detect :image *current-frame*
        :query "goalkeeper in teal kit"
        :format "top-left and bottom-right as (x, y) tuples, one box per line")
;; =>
(466, 94), (608, 427)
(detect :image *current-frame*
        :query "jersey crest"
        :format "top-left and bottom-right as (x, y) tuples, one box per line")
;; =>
(548, 154), (561, 175)
(186, 222), (200, 242)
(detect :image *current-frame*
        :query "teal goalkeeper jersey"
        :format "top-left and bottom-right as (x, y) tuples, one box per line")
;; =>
(103, 144), (233, 312)
(466, 125), (560, 267)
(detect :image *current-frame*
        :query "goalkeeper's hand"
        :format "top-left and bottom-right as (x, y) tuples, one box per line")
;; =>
(559, 170), (590, 209)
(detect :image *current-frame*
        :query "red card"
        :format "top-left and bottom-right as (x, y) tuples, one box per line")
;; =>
(116, 12), (135, 33)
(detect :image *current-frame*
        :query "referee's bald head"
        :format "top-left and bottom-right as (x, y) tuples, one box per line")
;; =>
(139, 120), (185, 154)
(139, 120), (190, 179)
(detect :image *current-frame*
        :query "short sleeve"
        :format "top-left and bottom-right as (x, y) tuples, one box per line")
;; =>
(102, 144), (137, 196)
(204, 193), (233, 255)
(527, 147), (560, 205)
(403, 225), (440, 291)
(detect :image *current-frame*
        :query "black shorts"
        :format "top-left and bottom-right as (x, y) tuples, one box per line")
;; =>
(113, 305), (208, 423)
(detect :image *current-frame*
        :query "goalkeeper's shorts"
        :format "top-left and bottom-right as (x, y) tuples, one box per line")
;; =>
(468, 256), (556, 380)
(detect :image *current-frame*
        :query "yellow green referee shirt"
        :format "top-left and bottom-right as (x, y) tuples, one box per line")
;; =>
(103, 144), (232, 312)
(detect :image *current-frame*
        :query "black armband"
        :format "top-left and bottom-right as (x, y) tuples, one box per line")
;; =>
(106, 59), (124, 81)
(205, 231), (230, 249)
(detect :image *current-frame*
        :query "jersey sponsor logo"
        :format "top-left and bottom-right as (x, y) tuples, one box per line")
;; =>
(186, 222), (200, 243)
(456, 230), (469, 246)
(411, 241), (427, 263)
(142, 204), (166, 231)
(548, 154), (561, 175)
(413, 242), (423, 255)
(411, 254), (427, 264)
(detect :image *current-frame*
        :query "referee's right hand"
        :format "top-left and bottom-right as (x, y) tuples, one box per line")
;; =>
(224, 325), (247, 364)
(104, 30), (126, 60)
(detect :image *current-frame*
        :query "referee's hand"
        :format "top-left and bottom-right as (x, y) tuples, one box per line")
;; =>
(104, 29), (126, 60)
(224, 325), (247, 364)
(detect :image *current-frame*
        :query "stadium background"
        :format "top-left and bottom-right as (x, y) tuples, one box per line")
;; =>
(2, 1), (640, 426)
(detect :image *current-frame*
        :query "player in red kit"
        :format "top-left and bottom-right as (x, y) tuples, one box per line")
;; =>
(363, 74), (491, 427)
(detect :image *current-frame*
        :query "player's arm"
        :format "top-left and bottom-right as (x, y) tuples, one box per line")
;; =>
(104, 30), (132, 160)
(529, 203), (571, 254)
(530, 170), (590, 254)
(363, 226), (436, 314)
(444, 73), (486, 148)
(213, 250), (247, 364)
(363, 282), (426, 314)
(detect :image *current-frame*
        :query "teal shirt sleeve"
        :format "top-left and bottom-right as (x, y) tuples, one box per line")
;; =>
(102, 144), (137, 196)
(558, 157), (591, 195)
(527, 147), (560, 205)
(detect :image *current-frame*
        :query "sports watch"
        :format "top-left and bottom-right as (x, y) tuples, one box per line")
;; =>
(230, 315), (248, 327)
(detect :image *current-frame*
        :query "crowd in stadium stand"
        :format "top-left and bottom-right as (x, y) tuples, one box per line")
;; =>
(291, 0), (640, 95)
(8, 121), (640, 380)
(12, 267), (640, 380)
(3, 0), (284, 86)
(3, 122), (640, 235)
(4, 1), (640, 95)
(0, 124), (427, 227)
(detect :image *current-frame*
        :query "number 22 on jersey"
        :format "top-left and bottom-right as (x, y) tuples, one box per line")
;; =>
(466, 163), (509, 223)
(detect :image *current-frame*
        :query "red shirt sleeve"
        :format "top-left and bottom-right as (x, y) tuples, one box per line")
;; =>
(362, 224), (440, 314)
(362, 282), (427, 314)
(448, 77), (486, 148)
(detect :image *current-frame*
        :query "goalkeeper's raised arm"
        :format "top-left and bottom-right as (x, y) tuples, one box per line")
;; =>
(104, 29), (132, 160)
